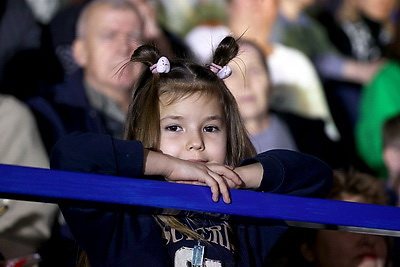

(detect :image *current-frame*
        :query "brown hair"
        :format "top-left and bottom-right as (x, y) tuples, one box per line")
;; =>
(124, 36), (256, 166)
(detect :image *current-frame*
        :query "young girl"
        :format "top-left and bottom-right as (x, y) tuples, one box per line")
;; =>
(50, 36), (332, 266)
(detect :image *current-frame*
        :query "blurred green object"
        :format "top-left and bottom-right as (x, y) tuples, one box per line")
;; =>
(157, 0), (227, 37)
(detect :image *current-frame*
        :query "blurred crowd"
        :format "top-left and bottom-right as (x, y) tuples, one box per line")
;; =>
(1, 0), (400, 266)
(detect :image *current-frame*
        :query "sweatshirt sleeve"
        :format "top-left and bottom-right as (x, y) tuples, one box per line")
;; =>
(50, 132), (144, 178)
(240, 149), (332, 198)
(50, 133), (168, 265)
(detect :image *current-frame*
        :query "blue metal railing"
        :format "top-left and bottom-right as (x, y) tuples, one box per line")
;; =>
(1, 164), (400, 236)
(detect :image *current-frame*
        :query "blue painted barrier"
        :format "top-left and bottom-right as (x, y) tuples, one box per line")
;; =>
(0, 164), (400, 236)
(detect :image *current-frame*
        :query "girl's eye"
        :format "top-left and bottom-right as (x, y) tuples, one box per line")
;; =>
(203, 126), (219, 132)
(165, 125), (182, 132)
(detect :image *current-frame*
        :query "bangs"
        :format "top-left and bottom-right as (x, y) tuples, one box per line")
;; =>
(159, 80), (224, 106)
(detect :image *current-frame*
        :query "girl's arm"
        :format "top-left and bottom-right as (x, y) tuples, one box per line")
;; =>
(143, 150), (243, 203)
(235, 149), (332, 198)
(50, 132), (144, 177)
(51, 132), (242, 203)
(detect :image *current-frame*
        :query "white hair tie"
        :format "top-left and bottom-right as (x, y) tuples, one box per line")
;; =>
(150, 56), (170, 74)
(209, 63), (232, 79)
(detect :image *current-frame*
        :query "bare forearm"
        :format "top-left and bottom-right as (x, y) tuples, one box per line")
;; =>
(143, 149), (171, 177)
(234, 163), (263, 189)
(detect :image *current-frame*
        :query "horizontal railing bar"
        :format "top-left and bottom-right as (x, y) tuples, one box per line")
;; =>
(1, 164), (400, 236)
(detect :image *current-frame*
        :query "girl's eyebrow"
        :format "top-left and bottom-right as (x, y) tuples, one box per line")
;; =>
(205, 115), (224, 122)
(201, 115), (225, 125)
(160, 115), (183, 121)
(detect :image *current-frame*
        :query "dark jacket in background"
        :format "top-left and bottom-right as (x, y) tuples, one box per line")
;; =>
(28, 69), (110, 155)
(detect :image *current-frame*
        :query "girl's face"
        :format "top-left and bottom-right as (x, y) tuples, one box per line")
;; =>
(158, 93), (227, 164)
(224, 44), (270, 121)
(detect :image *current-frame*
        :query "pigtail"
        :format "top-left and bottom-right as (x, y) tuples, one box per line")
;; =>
(211, 36), (257, 165)
(128, 44), (161, 99)
(212, 36), (239, 67)
(124, 45), (162, 149)
(130, 44), (160, 66)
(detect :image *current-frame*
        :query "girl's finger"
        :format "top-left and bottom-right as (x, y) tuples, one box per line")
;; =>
(210, 165), (243, 186)
(224, 165), (234, 170)
(208, 171), (231, 203)
(174, 181), (206, 186)
(204, 177), (220, 202)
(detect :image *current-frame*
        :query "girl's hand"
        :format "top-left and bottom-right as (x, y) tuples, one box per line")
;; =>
(165, 159), (244, 204)
(172, 163), (245, 189)
(205, 163), (244, 189)
(143, 150), (243, 203)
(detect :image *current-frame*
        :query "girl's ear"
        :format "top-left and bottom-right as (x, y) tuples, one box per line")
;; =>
(72, 39), (88, 67)
(300, 242), (315, 263)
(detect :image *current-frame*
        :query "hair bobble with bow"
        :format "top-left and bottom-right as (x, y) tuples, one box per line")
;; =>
(209, 63), (232, 79)
(150, 56), (170, 74)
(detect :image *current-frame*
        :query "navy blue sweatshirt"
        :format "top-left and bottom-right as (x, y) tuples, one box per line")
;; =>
(51, 133), (332, 267)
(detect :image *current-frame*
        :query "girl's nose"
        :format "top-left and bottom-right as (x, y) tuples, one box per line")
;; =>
(186, 133), (205, 151)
